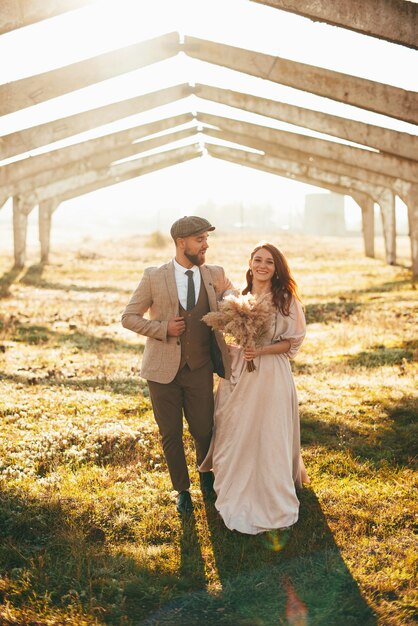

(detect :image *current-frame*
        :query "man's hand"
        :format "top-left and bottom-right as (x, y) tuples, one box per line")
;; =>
(167, 316), (186, 337)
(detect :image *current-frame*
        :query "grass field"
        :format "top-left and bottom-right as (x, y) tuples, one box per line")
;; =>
(0, 231), (416, 625)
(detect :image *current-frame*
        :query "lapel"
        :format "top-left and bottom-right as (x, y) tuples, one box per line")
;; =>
(164, 261), (179, 313)
(200, 265), (218, 311)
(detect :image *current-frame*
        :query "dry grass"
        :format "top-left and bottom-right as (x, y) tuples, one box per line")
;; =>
(0, 231), (416, 625)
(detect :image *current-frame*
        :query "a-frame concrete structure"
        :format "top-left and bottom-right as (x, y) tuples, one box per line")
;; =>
(1, 1), (417, 276)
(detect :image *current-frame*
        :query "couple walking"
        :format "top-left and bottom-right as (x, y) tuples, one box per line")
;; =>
(122, 216), (308, 535)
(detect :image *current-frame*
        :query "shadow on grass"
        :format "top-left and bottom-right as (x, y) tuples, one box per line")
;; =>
(0, 266), (22, 298)
(358, 278), (415, 293)
(179, 515), (207, 588)
(0, 449), (384, 626)
(344, 340), (416, 368)
(300, 394), (417, 468)
(140, 490), (376, 625)
(0, 488), (184, 625)
(305, 300), (361, 325)
(0, 482), (377, 625)
(0, 370), (139, 396)
(304, 274), (415, 326)
(19, 263), (127, 294)
(1, 317), (141, 354)
(19, 262), (45, 286)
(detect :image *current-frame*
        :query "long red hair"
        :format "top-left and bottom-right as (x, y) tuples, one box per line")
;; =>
(242, 242), (300, 315)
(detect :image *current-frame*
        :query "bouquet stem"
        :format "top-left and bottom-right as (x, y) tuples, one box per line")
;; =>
(246, 359), (256, 372)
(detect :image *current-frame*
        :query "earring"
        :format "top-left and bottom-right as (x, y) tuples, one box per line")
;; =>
(249, 269), (253, 275)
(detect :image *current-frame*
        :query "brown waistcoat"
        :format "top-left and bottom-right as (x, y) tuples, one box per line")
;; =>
(179, 281), (211, 371)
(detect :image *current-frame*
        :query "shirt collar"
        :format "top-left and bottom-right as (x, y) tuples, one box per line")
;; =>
(173, 258), (199, 275)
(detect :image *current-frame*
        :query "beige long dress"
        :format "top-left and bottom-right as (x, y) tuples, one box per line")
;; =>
(200, 296), (306, 535)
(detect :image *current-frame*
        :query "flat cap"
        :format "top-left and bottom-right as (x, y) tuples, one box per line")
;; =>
(170, 216), (215, 241)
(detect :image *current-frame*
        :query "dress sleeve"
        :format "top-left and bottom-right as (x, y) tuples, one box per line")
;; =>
(279, 297), (306, 359)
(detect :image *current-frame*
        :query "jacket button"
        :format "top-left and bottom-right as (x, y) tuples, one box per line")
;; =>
(177, 340), (180, 345)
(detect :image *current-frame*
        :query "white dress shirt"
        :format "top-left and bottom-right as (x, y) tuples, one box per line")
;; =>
(173, 259), (201, 310)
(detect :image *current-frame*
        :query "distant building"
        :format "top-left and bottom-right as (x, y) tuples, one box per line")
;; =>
(304, 193), (346, 235)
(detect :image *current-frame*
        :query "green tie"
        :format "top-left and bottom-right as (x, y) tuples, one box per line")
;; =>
(185, 270), (195, 310)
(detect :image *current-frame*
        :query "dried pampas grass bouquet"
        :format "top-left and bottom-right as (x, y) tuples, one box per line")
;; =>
(202, 293), (275, 372)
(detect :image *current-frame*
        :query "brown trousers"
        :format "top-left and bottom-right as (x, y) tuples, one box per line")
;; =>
(147, 362), (214, 493)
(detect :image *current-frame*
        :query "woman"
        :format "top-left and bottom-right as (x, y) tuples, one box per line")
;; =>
(201, 242), (308, 535)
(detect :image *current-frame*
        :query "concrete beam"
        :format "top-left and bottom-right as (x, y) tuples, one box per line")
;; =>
(12, 195), (36, 268)
(0, 194), (9, 209)
(205, 142), (384, 207)
(32, 147), (200, 265)
(54, 145), (201, 205)
(0, 0), (96, 35)
(21, 143), (202, 205)
(25, 120), (387, 266)
(197, 111), (418, 183)
(194, 84), (418, 162)
(204, 142), (397, 264)
(14, 118), (403, 207)
(204, 142), (369, 195)
(1, 113), (194, 187)
(207, 123), (377, 257)
(0, 32), (179, 115)
(204, 139), (383, 258)
(185, 37), (418, 124)
(0, 83), (192, 161)
(405, 183), (418, 278)
(251, 0), (418, 50)
(202, 125), (373, 216)
(4, 126), (196, 197)
(203, 130), (410, 209)
(199, 123), (410, 199)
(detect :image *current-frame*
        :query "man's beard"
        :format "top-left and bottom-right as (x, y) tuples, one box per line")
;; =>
(185, 250), (205, 266)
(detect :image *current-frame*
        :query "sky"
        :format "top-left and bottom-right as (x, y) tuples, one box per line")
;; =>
(0, 0), (416, 242)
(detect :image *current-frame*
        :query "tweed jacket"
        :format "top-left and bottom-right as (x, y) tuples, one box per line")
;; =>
(121, 261), (234, 383)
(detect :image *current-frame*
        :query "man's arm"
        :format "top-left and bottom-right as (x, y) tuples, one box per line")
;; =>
(122, 269), (186, 340)
(121, 269), (169, 341)
(219, 267), (237, 298)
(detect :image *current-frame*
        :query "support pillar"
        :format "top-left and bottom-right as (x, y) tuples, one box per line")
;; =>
(376, 188), (396, 265)
(352, 191), (375, 258)
(13, 195), (36, 268)
(39, 199), (59, 263)
(405, 183), (418, 279)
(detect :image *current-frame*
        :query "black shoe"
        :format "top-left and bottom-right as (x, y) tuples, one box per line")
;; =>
(176, 491), (193, 516)
(199, 471), (215, 497)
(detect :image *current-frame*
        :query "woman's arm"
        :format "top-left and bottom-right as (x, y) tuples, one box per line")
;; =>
(243, 340), (291, 361)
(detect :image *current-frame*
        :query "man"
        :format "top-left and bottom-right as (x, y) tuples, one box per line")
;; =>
(121, 216), (234, 515)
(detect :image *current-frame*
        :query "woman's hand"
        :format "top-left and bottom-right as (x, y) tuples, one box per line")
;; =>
(243, 347), (262, 361)
(243, 340), (291, 361)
